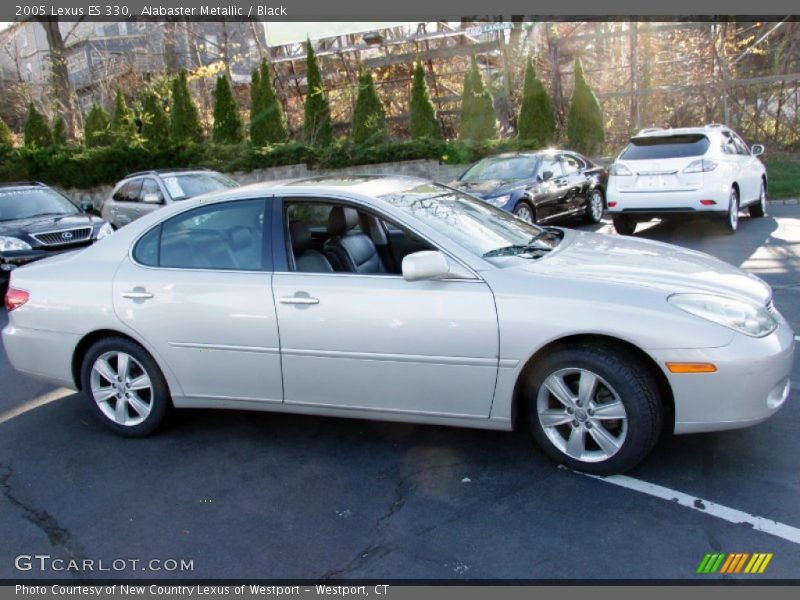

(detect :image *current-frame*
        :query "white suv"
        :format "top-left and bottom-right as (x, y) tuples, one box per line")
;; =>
(607, 125), (767, 235)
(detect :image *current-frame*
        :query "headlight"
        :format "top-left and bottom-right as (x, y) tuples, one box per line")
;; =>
(668, 293), (777, 337)
(0, 236), (32, 252)
(96, 222), (114, 240)
(487, 194), (511, 207)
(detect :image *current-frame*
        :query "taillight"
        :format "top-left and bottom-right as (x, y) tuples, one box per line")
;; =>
(609, 163), (632, 176)
(5, 287), (29, 312)
(683, 159), (718, 173)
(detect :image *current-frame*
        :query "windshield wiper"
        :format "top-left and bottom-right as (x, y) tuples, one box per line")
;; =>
(482, 227), (563, 258)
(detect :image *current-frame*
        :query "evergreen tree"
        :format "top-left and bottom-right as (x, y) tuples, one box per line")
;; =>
(23, 103), (53, 148)
(169, 70), (203, 143)
(83, 104), (112, 148)
(212, 74), (243, 144)
(458, 57), (497, 142)
(259, 60), (288, 143)
(111, 88), (137, 139)
(140, 91), (169, 144)
(303, 39), (333, 146)
(567, 58), (605, 156)
(517, 58), (555, 145)
(351, 69), (385, 145)
(409, 61), (442, 140)
(0, 118), (13, 150)
(251, 60), (288, 145)
(52, 114), (68, 146)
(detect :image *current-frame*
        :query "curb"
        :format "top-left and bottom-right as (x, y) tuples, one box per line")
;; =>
(768, 198), (799, 205)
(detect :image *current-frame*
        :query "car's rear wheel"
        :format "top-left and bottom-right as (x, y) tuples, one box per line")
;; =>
(513, 201), (535, 224)
(723, 187), (740, 233)
(748, 182), (767, 218)
(612, 215), (637, 235)
(584, 188), (605, 224)
(81, 337), (171, 436)
(525, 344), (663, 474)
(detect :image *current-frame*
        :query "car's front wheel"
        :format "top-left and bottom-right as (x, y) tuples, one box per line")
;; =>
(513, 201), (536, 224)
(525, 344), (663, 474)
(584, 188), (605, 224)
(81, 336), (171, 436)
(748, 181), (767, 218)
(612, 215), (637, 235)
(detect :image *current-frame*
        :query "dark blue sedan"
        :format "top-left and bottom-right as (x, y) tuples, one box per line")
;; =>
(450, 151), (608, 225)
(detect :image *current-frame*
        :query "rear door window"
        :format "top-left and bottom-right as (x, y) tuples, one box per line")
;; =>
(620, 135), (710, 160)
(113, 180), (143, 202)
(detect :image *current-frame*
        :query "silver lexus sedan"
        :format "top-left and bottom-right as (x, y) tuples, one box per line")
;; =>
(2, 176), (794, 474)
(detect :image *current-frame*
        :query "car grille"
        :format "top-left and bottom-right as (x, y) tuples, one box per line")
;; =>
(32, 227), (93, 247)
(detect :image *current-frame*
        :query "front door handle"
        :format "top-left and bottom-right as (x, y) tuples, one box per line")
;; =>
(280, 296), (319, 305)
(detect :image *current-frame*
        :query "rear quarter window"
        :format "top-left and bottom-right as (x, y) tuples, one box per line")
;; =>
(620, 135), (711, 160)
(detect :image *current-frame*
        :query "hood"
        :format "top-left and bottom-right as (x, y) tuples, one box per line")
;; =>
(521, 230), (771, 305)
(450, 179), (531, 198)
(0, 213), (102, 236)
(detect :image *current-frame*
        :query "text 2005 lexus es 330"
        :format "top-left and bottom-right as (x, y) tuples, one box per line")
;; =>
(2, 176), (794, 474)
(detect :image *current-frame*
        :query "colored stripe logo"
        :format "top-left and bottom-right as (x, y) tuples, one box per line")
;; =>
(696, 552), (773, 574)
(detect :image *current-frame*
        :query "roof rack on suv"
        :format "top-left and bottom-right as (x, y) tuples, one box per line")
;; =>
(704, 123), (727, 129)
(0, 181), (46, 188)
(124, 167), (211, 179)
(636, 127), (664, 135)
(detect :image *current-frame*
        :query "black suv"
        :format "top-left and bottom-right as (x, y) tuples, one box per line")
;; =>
(0, 182), (113, 293)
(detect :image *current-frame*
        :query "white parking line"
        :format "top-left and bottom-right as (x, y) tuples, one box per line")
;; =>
(0, 388), (72, 425)
(795, 335), (800, 342)
(563, 468), (800, 545)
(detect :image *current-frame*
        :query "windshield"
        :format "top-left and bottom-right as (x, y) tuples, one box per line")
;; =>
(0, 187), (80, 221)
(620, 135), (710, 160)
(162, 172), (238, 201)
(460, 156), (540, 182)
(378, 182), (555, 258)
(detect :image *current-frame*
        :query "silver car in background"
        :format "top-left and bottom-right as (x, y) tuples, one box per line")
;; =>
(3, 176), (794, 474)
(101, 168), (238, 229)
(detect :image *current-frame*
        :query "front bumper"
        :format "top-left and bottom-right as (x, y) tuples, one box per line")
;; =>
(649, 320), (795, 434)
(608, 181), (730, 216)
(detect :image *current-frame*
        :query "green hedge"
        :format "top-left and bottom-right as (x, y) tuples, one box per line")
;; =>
(0, 137), (545, 190)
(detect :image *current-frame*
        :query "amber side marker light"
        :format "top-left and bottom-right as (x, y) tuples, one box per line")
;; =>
(666, 362), (717, 374)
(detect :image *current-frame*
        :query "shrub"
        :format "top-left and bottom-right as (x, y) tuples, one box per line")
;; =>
(458, 57), (497, 142)
(52, 115), (67, 146)
(170, 70), (203, 143)
(517, 58), (554, 145)
(567, 58), (605, 155)
(251, 60), (288, 145)
(409, 61), (442, 140)
(351, 69), (385, 145)
(84, 104), (112, 148)
(0, 118), (14, 150)
(111, 88), (137, 139)
(212, 74), (243, 144)
(23, 103), (53, 148)
(140, 91), (169, 144)
(303, 39), (333, 146)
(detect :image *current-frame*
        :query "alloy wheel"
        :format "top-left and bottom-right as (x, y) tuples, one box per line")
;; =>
(728, 189), (739, 231)
(90, 351), (154, 427)
(536, 368), (628, 463)
(590, 190), (604, 221)
(515, 204), (534, 223)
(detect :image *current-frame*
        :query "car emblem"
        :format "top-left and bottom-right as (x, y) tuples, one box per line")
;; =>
(61, 231), (73, 240)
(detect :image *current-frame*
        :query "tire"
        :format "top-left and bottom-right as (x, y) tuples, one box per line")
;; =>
(80, 336), (172, 437)
(723, 187), (739, 233)
(748, 181), (767, 218)
(584, 188), (605, 224)
(612, 215), (637, 235)
(513, 201), (536, 224)
(525, 344), (663, 474)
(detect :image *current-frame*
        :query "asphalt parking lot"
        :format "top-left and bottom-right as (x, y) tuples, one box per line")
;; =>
(1, 205), (799, 581)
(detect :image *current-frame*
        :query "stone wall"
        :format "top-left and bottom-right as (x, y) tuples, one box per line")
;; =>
(66, 159), (469, 212)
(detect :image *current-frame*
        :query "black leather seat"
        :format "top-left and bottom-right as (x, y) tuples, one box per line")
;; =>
(324, 207), (386, 274)
(289, 221), (333, 273)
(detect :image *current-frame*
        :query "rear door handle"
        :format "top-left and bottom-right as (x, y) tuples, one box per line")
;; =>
(280, 296), (319, 305)
(122, 291), (153, 300)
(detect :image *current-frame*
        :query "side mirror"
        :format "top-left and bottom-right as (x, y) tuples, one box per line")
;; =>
(751, 144), (764, 157)
(541, 170), (554, 182)
(142, 192), (163, 204)
(79, 200), (94, 214)
(402, 251), (452, 282)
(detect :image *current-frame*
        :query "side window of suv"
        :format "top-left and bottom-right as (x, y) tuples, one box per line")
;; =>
(561, 154), (584, 175)
(721, 132), (739, 155)
(140, 178), (164, 204)
(113, 179), (143, 202)
(732, 133), (749, 156)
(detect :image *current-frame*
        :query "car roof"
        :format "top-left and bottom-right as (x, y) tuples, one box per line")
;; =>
(632, 124), (732, 138)
(0, 181), (48, 190)
(122, 168), (213, 180)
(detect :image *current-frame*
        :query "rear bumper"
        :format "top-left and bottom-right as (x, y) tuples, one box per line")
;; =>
(1, 322), (80, 389)
(648, 320), (795, 434)
(608, 181), (730, 216)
